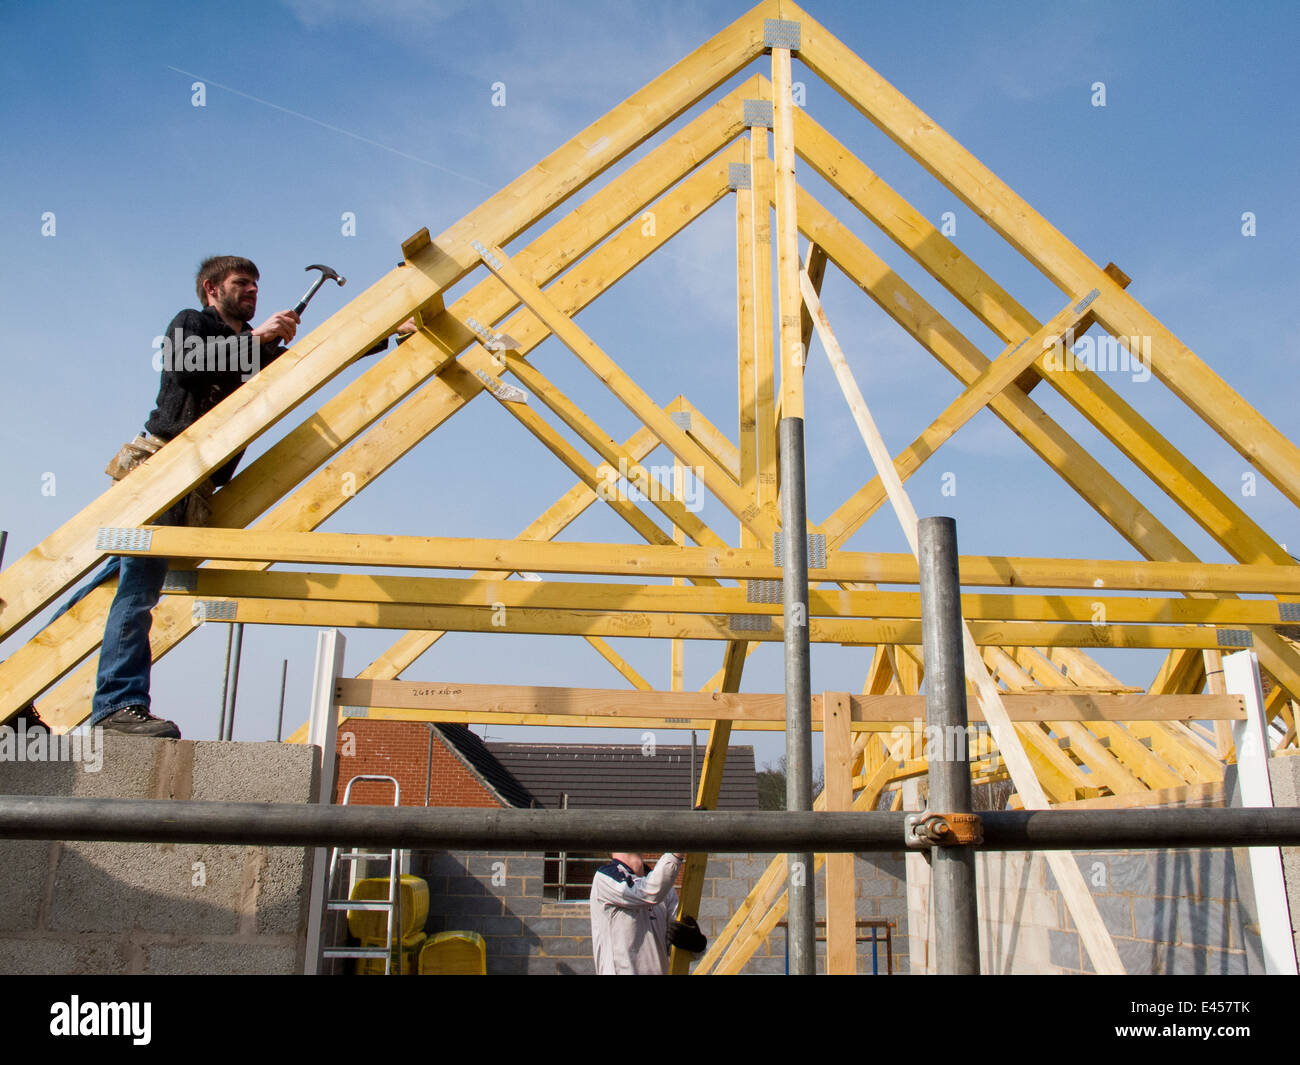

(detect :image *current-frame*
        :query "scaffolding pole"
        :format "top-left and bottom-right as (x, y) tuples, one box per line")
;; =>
(2, 798), (1299, 851)
(918, 516), (980, 974)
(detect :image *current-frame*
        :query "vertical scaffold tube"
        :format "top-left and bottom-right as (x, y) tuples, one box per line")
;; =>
(919, 516), (980, 974)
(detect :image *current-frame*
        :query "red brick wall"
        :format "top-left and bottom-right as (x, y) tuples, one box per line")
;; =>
(334, 720), (503, 808)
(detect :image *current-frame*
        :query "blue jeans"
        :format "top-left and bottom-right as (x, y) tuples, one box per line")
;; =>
(51, 522), (173, 725)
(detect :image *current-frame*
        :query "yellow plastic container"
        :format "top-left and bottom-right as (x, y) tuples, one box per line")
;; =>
(354, 932), (428, 976)
(347, 875), (429, 943)
(418, 931), (487, 975)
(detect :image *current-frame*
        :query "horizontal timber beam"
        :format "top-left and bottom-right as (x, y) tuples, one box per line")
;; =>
(332, 679), (1243, 723)
(161, 569), (1300, 627)
(141, 595), (1271, 650)
(102, 528), (1300, 593)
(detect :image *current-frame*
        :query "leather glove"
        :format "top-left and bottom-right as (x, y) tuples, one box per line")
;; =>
(667, 914), (707, 953)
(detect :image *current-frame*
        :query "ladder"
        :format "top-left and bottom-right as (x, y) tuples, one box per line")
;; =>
(321, 774), (404, 975)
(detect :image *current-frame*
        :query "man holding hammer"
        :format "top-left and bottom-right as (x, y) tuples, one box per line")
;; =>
(22, 255), (414, 738)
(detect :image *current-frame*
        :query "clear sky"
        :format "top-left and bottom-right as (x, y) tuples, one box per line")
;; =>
(2, 0), (1297, 771)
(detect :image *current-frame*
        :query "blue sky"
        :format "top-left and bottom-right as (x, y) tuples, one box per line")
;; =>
(2, 0), (1297, 770)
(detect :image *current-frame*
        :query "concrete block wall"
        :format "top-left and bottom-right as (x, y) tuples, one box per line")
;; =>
(0, 734), (318, 975)
(968, 848), (1254, 975)
(951, 754), (1300, 974)
(411, 850), (561, 974)
(908, 757), (1300, 975)
(695, 853), (909, 974)
(409, 849), (908, 974)
(1267, 751), (1300, 963)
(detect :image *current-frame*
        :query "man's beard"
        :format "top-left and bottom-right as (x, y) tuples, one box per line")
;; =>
(216, 290), (256, 326)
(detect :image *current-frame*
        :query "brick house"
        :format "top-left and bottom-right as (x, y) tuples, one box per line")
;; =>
(333, 719), (909, 973)
(333, 719), (534, 809)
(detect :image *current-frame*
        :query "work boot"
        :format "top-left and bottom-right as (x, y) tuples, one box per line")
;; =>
(99, 706), (182, 739)
(8, 703), (45, 728)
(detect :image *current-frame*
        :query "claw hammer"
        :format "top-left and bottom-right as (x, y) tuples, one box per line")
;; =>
(293, 264), (345, 316)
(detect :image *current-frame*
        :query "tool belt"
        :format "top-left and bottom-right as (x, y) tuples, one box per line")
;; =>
(105, 433), (215, 527)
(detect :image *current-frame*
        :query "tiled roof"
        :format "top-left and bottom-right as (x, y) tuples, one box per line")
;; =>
(435, 724), (538, 809)
(484, 742), (759, 810)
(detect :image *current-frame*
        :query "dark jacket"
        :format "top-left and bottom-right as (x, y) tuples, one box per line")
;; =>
(144, 305), (288, 486)
(143, 305), (393, 487)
